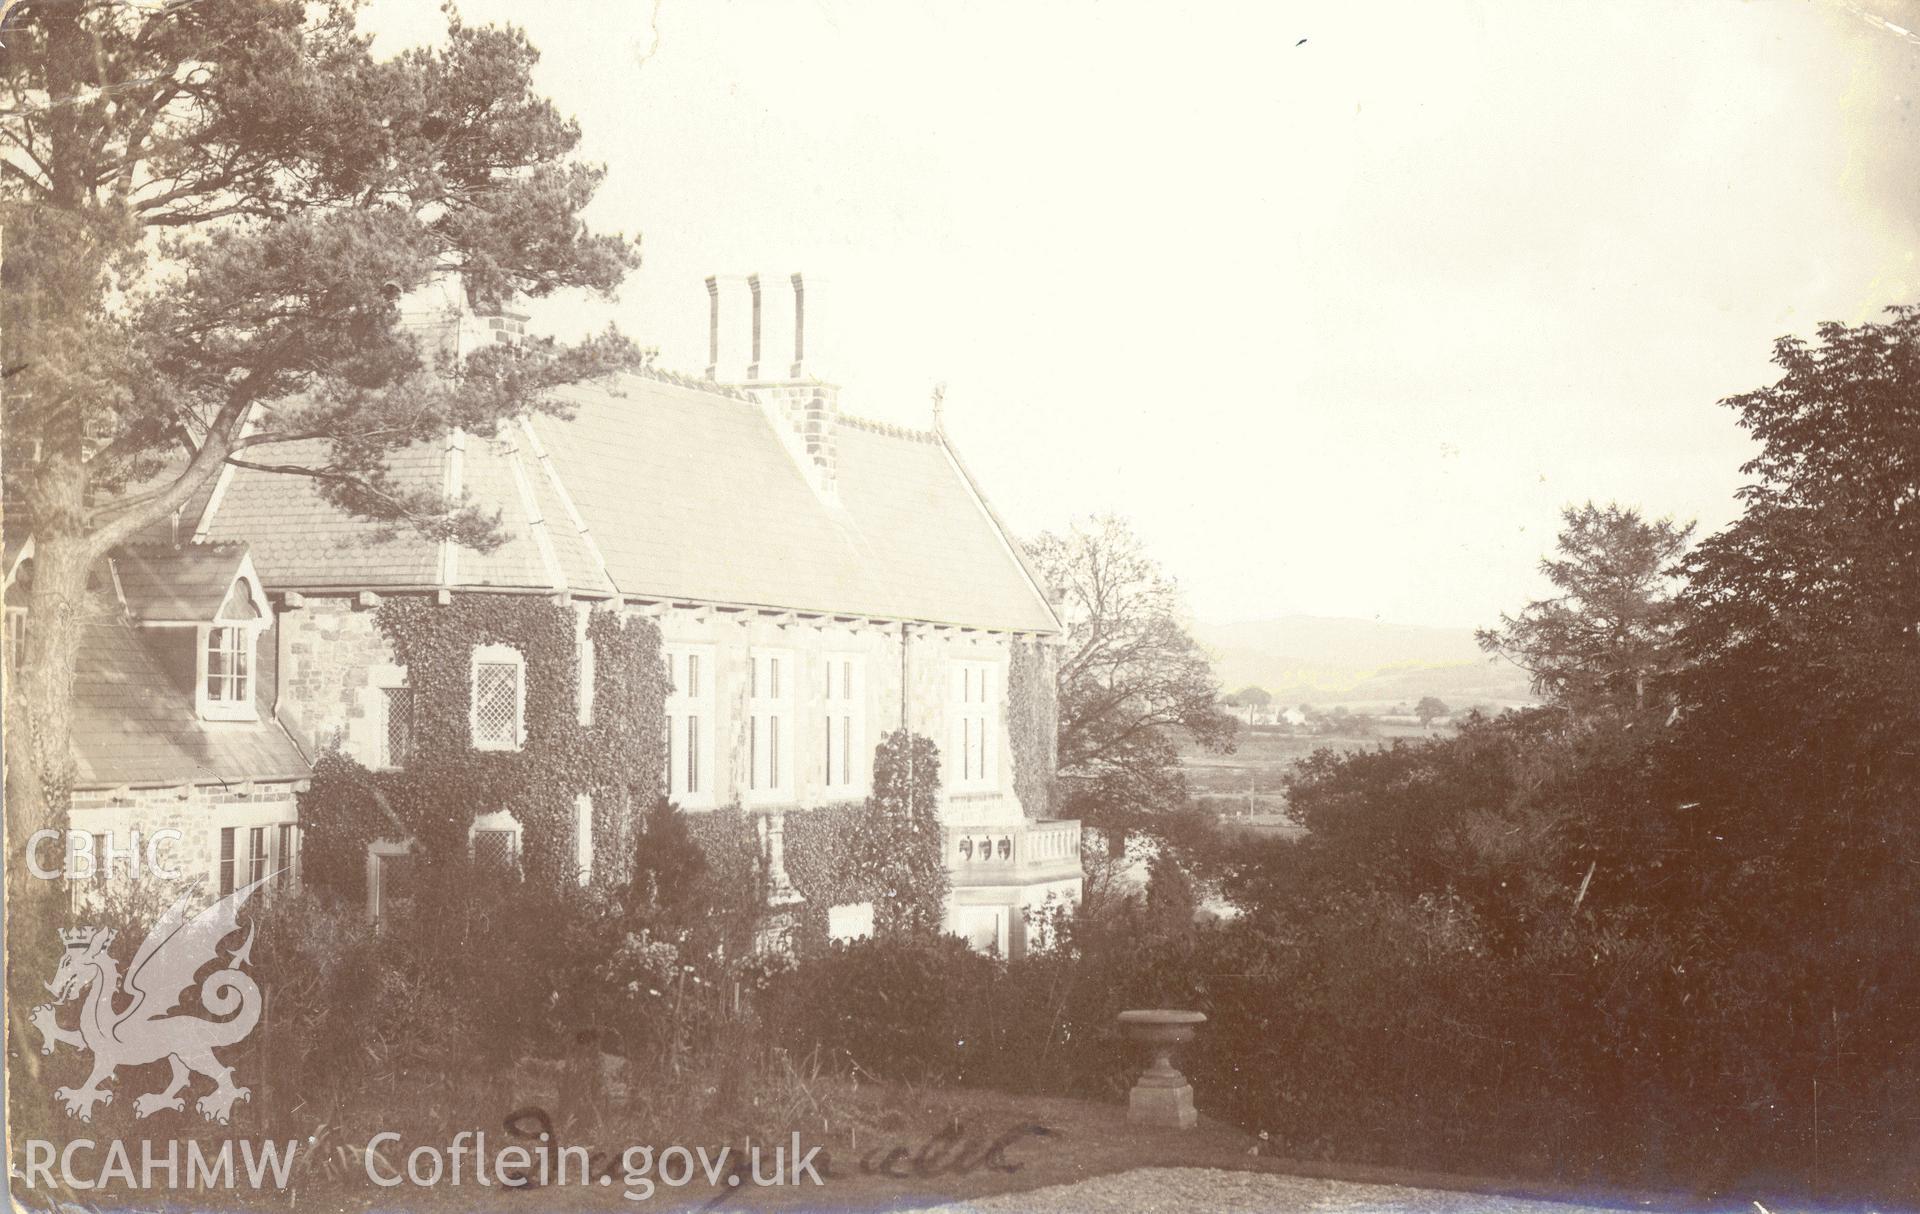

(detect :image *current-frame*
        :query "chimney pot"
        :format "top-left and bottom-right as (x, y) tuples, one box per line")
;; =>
(704, 276), (720, 379)
(790, 273), (806, 378)
(747, 273), (763, 381)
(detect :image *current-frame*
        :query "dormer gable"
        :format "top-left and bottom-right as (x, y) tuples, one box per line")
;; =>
(109, 544), (271, 722)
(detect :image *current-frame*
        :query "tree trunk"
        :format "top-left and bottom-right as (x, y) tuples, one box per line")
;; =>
(7, 520), (92, 899)
(5, 519), (91, 1151)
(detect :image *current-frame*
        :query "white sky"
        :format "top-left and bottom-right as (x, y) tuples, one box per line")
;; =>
(364, 0), (1919, 629)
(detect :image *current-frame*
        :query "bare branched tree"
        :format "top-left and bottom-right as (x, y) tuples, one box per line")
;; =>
(1026, 515), (1236, 850)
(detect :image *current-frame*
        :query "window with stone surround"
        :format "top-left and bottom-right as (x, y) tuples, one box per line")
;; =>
(379, 686), (414, 769)
(746, 648), (793, 802)
(572, 793), (593, 886)
(368, 842), (414, 928)
(575, 606), (595, 726)
(665, 644), (715, 807)
(473, 829), (517, 872)
(247, 825), (269, 886)
(949, 659), (999, 793)
(823, 653), (866, 795)
(276, 823), (299, 891)
(469, 644), (526, 751)
(468, 810), (522, 876)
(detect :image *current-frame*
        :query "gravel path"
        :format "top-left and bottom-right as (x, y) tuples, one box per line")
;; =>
(910, 1166), (1647, 1213)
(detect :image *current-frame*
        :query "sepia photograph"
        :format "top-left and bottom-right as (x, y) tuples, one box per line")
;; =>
(2, 1), (1917, 1210)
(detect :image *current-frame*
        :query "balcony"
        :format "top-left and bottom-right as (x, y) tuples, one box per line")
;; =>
(945, 818), (1082, 886)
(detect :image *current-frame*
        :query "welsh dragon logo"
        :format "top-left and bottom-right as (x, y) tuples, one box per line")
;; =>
(30, 874), (272, 1124)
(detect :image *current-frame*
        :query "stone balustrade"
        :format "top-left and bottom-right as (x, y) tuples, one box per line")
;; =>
(945, 818), (1081, 880)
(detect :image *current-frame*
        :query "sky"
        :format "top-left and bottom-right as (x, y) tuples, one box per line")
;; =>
(363, 0), (1920, 630)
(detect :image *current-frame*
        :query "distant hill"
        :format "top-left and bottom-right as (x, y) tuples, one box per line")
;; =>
(1195, 615), (1536, 712)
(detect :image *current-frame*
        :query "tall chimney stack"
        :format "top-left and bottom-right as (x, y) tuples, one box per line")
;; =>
(747, 274), (763, 380)
(702, 272), (839, 494)
(790, 273), (806, 378)
(704, 276), (720, 380)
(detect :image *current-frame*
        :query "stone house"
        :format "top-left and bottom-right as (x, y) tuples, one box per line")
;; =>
(4, 539), (310, 902)
(179, 276), (1081, 955)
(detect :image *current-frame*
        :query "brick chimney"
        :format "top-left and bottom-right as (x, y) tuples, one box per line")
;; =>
(707, 273), (841, 495)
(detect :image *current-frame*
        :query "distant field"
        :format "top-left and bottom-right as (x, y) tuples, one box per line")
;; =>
(1183, 723), (1448, 829)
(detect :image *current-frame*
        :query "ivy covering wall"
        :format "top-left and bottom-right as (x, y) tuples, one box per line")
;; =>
(757, 730), (948, 951)
(1007, 637), (1058, 819)
(299, 594), (666, 900)
(298, 600), (964, 945)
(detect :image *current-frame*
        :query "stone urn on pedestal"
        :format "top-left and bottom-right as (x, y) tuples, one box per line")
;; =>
(1118, 1009), (1206, 1129)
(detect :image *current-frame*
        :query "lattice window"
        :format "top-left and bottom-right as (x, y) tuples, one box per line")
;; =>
(473, 829), (518, 873)
(470, 646), (524, 750)
(381, 687), (414, 767)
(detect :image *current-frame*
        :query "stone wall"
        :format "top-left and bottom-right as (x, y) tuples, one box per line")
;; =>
(264, 590), (1075, 937)
(275, 595), (401, 762)
(648, 605), (1041, 826)
(66, 780), (303, 899)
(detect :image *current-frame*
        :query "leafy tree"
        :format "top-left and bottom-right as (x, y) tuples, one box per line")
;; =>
(1681, 305), (1920, 728)
(1226, 685), (1272, 709)
(1143, 849), (1199, 934)
(0, 2), (642, 875)
(1415, 696), (1450, 726)
(1476, 502), (1693, 713)
(865, 729), (949, 937)
(1026, 514), (1236, 850)
(1670, 305), (1920, 1077)
(1216, 311), (1920, 1195)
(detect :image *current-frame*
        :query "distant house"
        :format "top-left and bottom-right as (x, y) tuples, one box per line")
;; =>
(168, 275), (1082, 955)
(5, 539), (309, 900)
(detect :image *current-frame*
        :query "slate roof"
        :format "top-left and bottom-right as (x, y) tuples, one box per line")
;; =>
(205, 440), (445, 588)
(70, 604), (307, 789)
(113, 543), (251, 622)
(201, 370), (1060, 633)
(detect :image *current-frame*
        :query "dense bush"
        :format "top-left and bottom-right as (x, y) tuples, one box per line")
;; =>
(761, 936), (1001, 1083)
(764, 812), (1920, 1206)
(220, 817), (784, 1149)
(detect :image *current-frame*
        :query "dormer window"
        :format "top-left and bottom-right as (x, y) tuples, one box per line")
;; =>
(196, 577), (264, 722)
(205, 626), (251, 705)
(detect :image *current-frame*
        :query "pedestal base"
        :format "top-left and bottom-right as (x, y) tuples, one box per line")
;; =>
(1128, 1081), (1197, 1129)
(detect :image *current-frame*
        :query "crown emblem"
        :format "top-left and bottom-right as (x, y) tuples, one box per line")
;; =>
(59, 927), (103, 950)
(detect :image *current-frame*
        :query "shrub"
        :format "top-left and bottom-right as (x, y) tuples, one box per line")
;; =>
(761, 935), (1000, 1083)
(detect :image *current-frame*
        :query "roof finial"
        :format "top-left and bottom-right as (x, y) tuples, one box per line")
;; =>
(931, 382), (946, 432)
